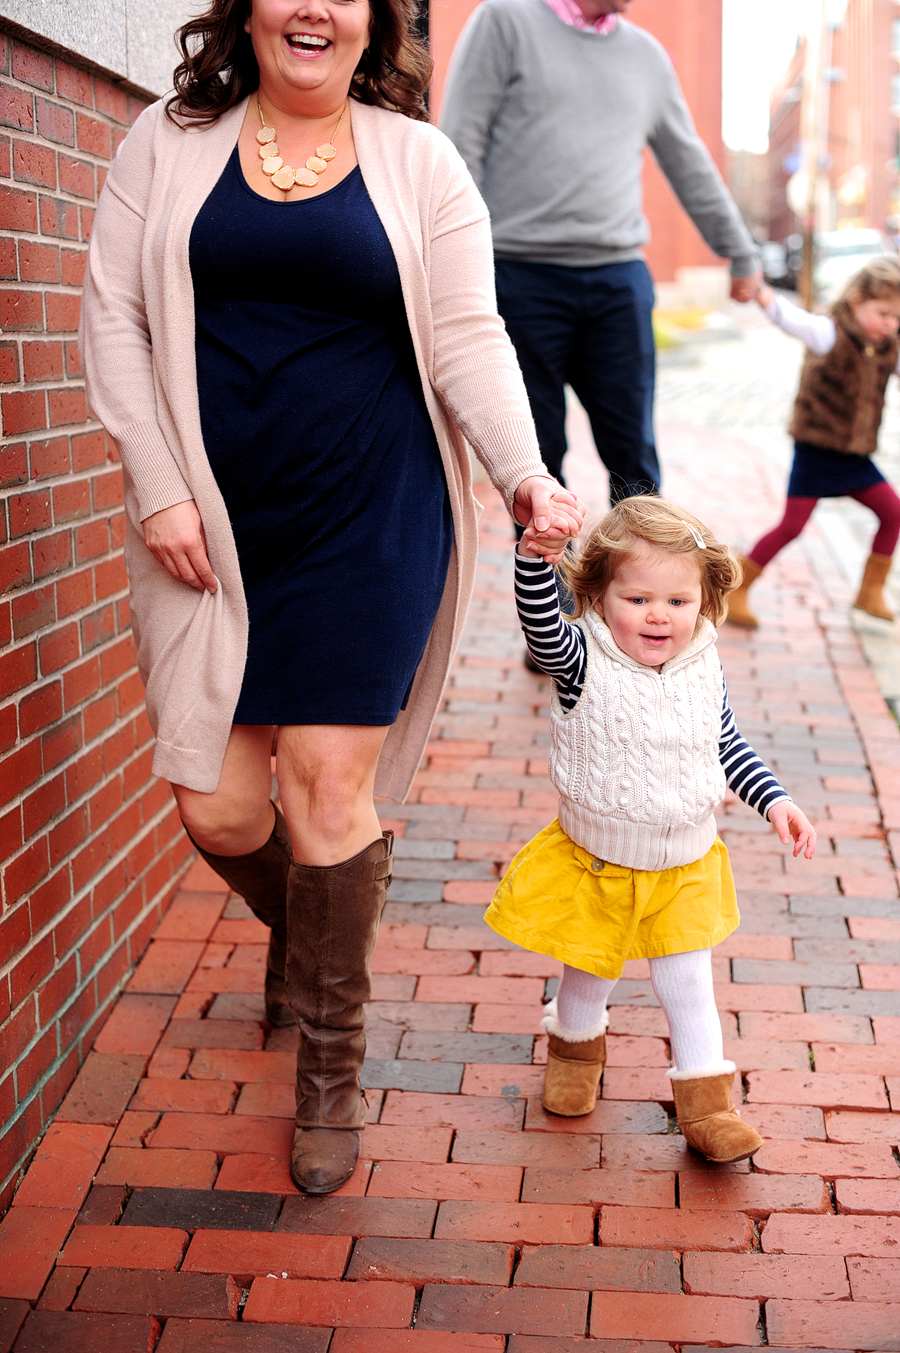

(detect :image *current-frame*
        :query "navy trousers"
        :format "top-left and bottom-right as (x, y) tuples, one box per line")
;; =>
(495, 257), (660, 504)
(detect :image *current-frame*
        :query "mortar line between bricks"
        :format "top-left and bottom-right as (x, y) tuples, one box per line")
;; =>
(758, 1296), (768, 1346)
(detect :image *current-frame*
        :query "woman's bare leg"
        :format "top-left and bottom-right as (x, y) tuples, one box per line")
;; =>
(172, 723), (275, 856)
(275, 723), (390, 865)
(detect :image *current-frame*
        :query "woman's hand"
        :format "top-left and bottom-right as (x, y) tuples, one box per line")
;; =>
(513, 476), (585, 534)
(514, 477), (586, 561)
(768, 801), (817, 859)
(513, 477), (585, 564)
(142, 500), (218, 593)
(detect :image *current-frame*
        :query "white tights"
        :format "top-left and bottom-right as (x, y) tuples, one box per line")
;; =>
(556, 949), (725, 1072)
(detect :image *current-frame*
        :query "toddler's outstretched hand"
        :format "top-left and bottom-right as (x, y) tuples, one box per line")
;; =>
(768, 802), (817, 859)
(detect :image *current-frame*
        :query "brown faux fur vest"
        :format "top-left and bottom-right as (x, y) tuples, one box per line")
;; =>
(790, 302), (899, 455)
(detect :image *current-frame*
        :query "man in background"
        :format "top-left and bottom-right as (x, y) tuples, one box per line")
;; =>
(442, 0), (761, 503)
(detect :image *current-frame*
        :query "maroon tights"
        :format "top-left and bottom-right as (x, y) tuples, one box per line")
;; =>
(748, 481), (900, 568)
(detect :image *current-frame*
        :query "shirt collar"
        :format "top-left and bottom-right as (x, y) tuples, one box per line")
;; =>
(542, 0), (619, 34)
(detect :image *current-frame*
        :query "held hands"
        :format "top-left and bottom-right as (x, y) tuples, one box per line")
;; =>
(768, 801), (817, 860)
(142, 499), (218, 593)
(729, 269), (764, 305)
(755, 282), (774, 310)
(514, 476), (586, 564)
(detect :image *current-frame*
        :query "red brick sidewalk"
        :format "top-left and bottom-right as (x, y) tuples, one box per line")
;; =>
(1, 422), (899, 1351)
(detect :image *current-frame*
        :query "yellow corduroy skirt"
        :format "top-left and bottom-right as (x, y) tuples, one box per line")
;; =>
(485, 819), (739, 981)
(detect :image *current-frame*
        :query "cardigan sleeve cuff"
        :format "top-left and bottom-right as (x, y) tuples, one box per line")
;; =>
(469, 416), (549, 515)
(116, 419), (194, 520)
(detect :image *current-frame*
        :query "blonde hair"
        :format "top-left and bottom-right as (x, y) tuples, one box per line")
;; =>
(835, 255), (900, 311)
(559, 496), (741, 626)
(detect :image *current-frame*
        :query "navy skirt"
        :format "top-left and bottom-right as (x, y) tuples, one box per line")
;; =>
(189, 151), (452, 726)
(788, 440), (886, 499)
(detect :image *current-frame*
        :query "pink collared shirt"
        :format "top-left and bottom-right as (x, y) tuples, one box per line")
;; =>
(542, 0), (618, 34)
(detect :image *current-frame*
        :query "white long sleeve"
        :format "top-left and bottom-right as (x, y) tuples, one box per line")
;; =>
(762, 293), (836, 356)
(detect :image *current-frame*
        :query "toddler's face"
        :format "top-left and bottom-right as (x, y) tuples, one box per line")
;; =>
(593, 545), (703, 669)
(851, 295), (900, 344)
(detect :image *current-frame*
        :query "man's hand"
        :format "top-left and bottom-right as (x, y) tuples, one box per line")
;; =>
(768, 801), (817, 860)
(730, 269), (763, 304)
(143, 499), (218, 593)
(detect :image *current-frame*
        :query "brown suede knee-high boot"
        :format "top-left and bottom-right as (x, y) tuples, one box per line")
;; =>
(286, 831), (393, 1194)
(186, 804), (292, 1026)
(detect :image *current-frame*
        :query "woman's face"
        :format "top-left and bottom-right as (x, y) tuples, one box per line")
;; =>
(245, 0), (371, 108)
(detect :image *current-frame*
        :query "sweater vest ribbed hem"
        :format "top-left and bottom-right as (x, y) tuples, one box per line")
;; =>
(558, 801), (718, 872)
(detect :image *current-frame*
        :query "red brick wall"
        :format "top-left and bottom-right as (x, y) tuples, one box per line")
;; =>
(0, 28), (192, 1212)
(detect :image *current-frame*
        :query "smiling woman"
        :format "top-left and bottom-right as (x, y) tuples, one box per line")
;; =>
(78, 0), (583, 1198)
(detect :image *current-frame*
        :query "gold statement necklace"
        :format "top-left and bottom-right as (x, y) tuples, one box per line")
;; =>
(256, 96), (347, 194)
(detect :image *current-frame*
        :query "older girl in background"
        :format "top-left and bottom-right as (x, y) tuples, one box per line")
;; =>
(729, 257), (900, 626)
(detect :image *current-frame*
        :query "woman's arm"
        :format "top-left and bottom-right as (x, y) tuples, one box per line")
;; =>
(425, 152), (554, 513)
(79, 106), (216, 591)
(79, 105), (195, 520)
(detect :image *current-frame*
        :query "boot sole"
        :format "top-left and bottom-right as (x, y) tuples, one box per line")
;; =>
(289, 1167), (355, 1195)
(541, 1098), (599, 1117)
(693, 1145), (760, 1164)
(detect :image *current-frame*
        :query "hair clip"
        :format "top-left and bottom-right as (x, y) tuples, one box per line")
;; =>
(682, 522), (707, 550)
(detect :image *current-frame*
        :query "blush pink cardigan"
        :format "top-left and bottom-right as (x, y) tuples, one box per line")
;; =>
(79, 97), (546, 799)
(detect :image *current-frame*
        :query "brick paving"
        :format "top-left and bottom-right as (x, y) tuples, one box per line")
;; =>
(2, 396), (900, 1349)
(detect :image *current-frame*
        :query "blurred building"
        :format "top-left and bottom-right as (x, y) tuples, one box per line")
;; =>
(430, 0), (730, 284)
(768, 39), (805, 244)
(728, 148), (770, 243)
(767, 0), (900, 244)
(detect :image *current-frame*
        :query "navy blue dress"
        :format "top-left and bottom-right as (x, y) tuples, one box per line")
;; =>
(787, 440), (886, 498)
(189, 151), (452, 725)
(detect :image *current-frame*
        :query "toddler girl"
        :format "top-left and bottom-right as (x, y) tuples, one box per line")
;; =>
(728, 257), (900, 626)
(487, 496), (816, 1163)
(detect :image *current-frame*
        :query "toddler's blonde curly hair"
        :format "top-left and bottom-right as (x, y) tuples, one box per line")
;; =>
(558, 496), (741, 626)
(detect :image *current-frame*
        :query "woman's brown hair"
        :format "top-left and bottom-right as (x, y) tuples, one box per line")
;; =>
(558, 496), (741, 626)
(166, 0), (432, 126)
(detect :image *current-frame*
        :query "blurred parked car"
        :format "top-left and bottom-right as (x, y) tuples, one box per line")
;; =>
(760, 240), (789, 286)
(814, 228), (896, 304)
(784, 233), (804, 290)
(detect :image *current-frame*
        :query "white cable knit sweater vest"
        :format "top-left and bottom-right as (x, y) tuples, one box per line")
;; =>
(549, 612), (726, 871)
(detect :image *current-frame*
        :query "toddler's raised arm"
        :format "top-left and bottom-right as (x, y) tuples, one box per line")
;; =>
(514, 547), (586, 709)
(755, 283), (835, 356)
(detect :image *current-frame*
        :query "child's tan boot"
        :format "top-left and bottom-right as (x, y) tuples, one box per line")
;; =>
(669, 1064), (763, 1163)
(853, 553), (895, 621)
(540, 998), (608, 1117)
(725, 556), (763, 628)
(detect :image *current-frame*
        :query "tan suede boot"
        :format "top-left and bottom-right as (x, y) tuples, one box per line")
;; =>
(853, 553), (895, 621)
(725, 556), (764, 628)
(286, 831), (393, 1194)
(187, 804), (292, 1027)
(669, 1063), (763, 1163)
(540, 998), (608, 1117)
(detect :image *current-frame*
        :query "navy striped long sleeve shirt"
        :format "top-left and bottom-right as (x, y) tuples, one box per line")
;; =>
(515, 551), (790, 821)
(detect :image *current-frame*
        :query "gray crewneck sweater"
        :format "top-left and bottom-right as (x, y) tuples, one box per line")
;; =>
(441, 0), (756, 273)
